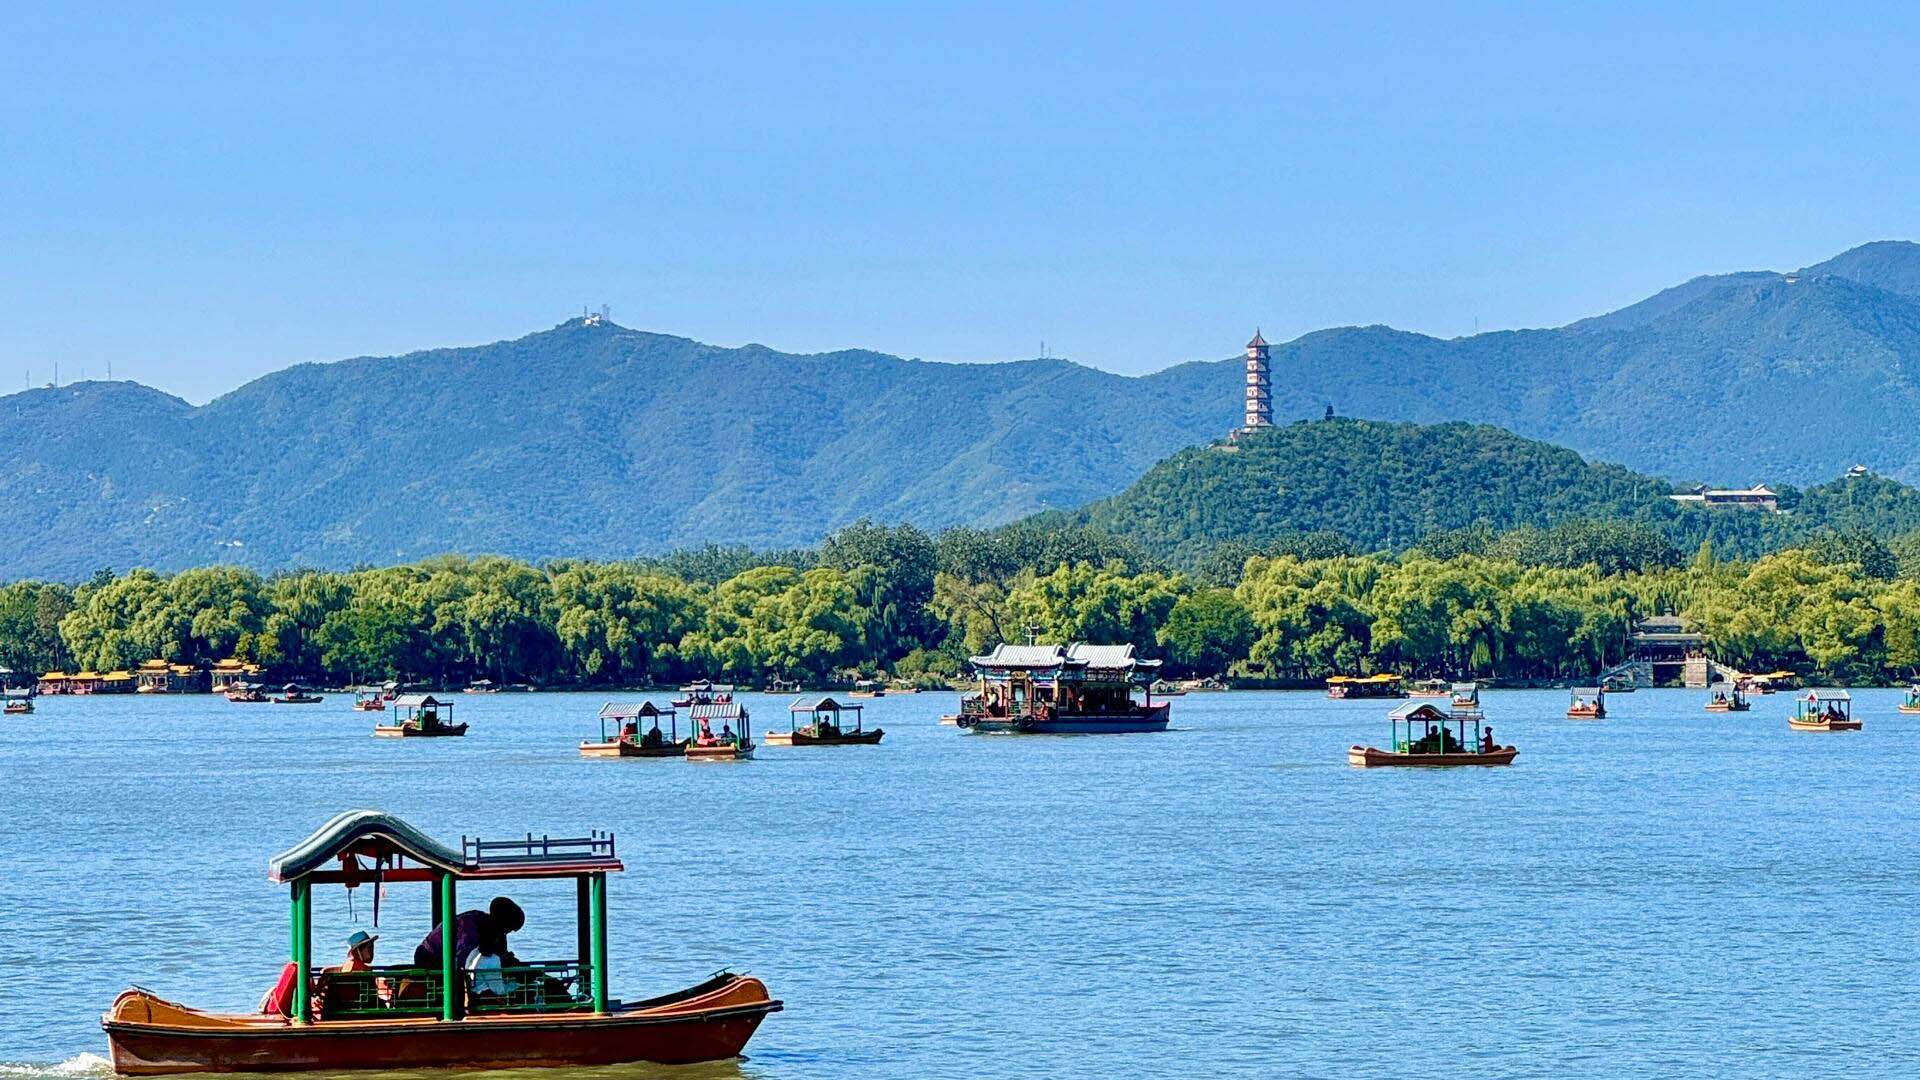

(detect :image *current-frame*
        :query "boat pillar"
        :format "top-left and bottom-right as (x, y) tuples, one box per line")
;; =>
(439, 873), (460, 1021)
(290, 880), (312, 1025)
(589, 871), (609, 1014)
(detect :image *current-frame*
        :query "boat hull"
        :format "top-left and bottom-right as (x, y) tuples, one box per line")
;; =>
(372, 724), (468, 737)
(961, 704), (1171, 735)
(1348, 745), (1517, 767)
(767, 728), (885, 746)
(1899, 705), (1920, 715)
(686, 743), (754, 760)
(1567, 706), (1605, 719)
(1703, 703), (1750, 712)
(579, 740), (687, 758)
(1788, 717), (1862, 731)
(103, 975), (780, 1074)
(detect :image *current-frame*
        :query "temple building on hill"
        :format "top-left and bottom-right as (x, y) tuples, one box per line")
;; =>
(1669, 485), (1780, 512)
(1241, 330), (1272, 432)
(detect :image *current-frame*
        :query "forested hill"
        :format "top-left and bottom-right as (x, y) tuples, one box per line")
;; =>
(11, 240), (1920, 578)
(1079, 417), (1920, 568)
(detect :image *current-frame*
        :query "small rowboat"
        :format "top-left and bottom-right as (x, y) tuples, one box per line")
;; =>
(1567, 686), (1605, 719)
(765, 697), (885, 747)
(1789, 689), (1860, 731)
(1348, 702), (1515, 767)
(373, 694), (466, 737)
(3, 691), (32, 715)
(684, 701), (754, 760)
(1703, 682), (1749, 712)
(580, 701), (687, 758)
(102, 811), (780, 1073)
(1899, 686), (1920, 714)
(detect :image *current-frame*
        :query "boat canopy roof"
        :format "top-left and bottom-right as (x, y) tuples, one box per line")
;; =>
(689, 701), (746, 721)
(598, 701), (668, 719)
(1755, 671), (1796, 680)
(1450, 682), (1477, 694)
(2, 688), (31, 699)
(790, 696), (853, 713)
(1330, 673), (1401, 684)
(1388, 702), (1450, 722)
(680, 681), (734, 692)
(1709, 681), (1739, 692)
(268, 810), (622, 884)
(1804, 688), (1851, 701)
(969, 642), (1162, 676)
(392, 693), (447, 708)
(1572, 686), (1603, 695)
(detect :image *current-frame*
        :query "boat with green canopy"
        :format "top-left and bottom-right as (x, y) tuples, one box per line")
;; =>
(1789, 688), (1860, 731)
(102, 810), (781, 1074)
(1348, 701), (1516, 767)
(765, 696), (884, 746)
(374, 694), (467, 737)
(1704, 682), (1749, 712)
(580, 701), (687, 757)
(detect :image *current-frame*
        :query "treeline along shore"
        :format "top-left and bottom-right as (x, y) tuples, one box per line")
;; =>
(5, 517), (1920, 688)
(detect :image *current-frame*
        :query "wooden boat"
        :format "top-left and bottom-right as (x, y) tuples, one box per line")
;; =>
(1348, 701), (1516, 767)
(463, 680), (501, 694)
(766, 696), (884, 746)
(954, 643), (1170, 734)
(373, 694), (467, 737)
(101, 810), (780, 1074)
(684, 701), (754, 760)
(1567, 686), (1606, 719)
(226, 682), (269, 704)
(1179, 676), (1229, 693)
(580, 701), (687, 758)
(1900, 686), (1920, 715)
(671, 682), (733, 709)
(1148, 679), (1187, 698)
(3, 689), (33, 715)
(762, 675), (800, 695)
(847, 679), (886, 699)
(1703, 682), (1750, 713)
(274, 683), (324, 705)
(1326, 673), (1406, 700)
(1408, 678), (1451, 699)
(351, 687), (388, 712)
(1788, 688), (1860, 731)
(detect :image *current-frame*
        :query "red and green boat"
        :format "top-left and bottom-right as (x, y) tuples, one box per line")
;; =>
(102, 810), (781, 1073)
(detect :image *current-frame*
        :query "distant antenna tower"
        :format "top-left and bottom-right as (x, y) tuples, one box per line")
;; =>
(600, 303), (610, 322)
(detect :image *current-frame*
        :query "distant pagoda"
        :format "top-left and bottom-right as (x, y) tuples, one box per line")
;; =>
(1241, 329), (1272, 432)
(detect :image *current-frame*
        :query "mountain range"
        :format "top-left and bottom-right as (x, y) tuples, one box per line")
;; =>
(9, 241), (1920, 579)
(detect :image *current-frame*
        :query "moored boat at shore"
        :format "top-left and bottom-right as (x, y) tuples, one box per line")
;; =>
(1788, 688), (1859, 731)
(580, 701), (687, 757)
(1326, 673), (1406, 700)
(951, 642), (1169, 734)
(225, 682), (269, 703)
(767, 696), (883, 746)
(1348, 701), (1516, 767)
(100, 810), (781, 1074)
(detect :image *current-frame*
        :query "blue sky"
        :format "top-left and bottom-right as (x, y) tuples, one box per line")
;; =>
(3, 2), (1918, 402)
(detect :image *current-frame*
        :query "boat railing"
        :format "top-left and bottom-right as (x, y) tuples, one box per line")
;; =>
(463, 831), (617, 866)
(316, 960), (595, 1019)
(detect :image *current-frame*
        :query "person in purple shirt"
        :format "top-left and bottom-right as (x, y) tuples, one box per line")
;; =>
(413, 896), (524, 970)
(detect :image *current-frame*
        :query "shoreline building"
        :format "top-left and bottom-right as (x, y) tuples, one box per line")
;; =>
(1241, 329), (1272, 432)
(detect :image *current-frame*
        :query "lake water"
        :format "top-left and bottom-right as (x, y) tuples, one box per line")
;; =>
(1, 688), (1915, 1079)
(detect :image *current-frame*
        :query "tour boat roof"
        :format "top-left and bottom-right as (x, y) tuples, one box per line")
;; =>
(268, 810), (621, 884)
(599, 701), (669, 719)
(689, 701), (746, 721)
(1450, 682), (1477, 693)
(391, 693), (448, 707)
(1388, 702), (1450, 722)
(1804, 688), (1851, 702)
(1572, 686), (1603, 695)
(680, 681), (734, 692)
(790, 696), (856, 713)
(968, 642), (1162, 673)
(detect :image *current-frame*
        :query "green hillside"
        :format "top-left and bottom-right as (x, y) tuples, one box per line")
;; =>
(1079, 417), (1920, 568)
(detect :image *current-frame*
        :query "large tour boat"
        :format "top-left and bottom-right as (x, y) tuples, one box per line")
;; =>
(1789, 689), (1859, 731)
(1326, 674), (1406, 700)
(580, 701), (687, 757)
(101, 810), (780, 1074)
(1348, 701), (1516, 767)
(949, 642), (1169, 734)
(766, 696), (884, 746)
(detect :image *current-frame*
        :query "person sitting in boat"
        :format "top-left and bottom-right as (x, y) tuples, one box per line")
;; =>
(320, 930), (386, 1014)
(641, 722), (664, 748)
(697, 717), (715, 744)
(719, 723), (735, 744)
(413, 896), (525, 971)
(467, 929), (513, 1003)
(1411, 723), (1462, 754)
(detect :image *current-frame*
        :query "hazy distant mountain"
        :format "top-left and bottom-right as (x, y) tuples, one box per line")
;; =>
(7, 240), (1920, 579)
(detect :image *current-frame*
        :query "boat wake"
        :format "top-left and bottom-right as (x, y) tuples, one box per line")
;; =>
(0, 1054), (112, 1079)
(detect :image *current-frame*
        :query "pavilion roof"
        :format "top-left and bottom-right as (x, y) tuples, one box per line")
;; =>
(269, 810), (620, 883)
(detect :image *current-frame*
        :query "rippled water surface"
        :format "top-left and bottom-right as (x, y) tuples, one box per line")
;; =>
(2, 688), (1916, 1078)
